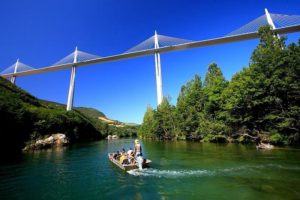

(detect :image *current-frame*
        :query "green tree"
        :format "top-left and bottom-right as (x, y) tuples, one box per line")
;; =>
(196, 63), (229, 141)
(175, 74), (204, 139)
(203, 63), (228, 119)
(138, 106), (157, 139)
(223, 25), (300, 144)
(155, 97), (176, 140)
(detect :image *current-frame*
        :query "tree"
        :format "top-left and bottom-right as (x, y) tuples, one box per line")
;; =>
(196, 63), (229, 141)
(138, 106), (157, 139)
(223, 25), (300, 144)
(155, 97), (176, 140)
(203, 63), (228, 119)
(175, 74), (204, 139)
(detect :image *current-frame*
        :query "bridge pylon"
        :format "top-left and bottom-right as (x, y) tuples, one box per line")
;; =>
(154, 30), (163, 105)
(66, 47), (78, 111)
(265, 8), (281, 40)
(10, 59), (19, 84)
(265, 8), (276, 30)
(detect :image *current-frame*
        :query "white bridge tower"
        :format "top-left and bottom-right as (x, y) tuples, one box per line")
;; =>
(154, 31), (163, 105)
(66, 47), (78, 111)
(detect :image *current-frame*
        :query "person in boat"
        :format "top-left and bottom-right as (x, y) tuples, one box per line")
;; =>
(134, 139), (142, 158)
(127, 148), (134, 164)
(127, 148), (133, 155)
(114, 151), (121, 160)
(113, 150), (120, 160)
(119, 148), (128, 164)
(136, 152), (144, 170)
(122, 148), (126, 154)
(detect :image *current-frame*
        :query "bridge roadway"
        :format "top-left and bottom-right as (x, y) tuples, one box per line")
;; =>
(2, 24), (300, 79)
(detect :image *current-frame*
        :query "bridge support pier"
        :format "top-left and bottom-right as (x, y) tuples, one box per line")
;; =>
(10, 59), (19, 84)
(66, 47), (78, 111)
(154, 31), (163, 105)
(66, 65), (76, 111)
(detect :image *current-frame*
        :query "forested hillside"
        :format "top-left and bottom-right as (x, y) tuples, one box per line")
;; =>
(0, 77), (137, 154)
(139, 26), (300, 145)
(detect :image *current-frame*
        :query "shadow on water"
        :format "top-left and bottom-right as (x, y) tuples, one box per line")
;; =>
(0, 150), (24, 165)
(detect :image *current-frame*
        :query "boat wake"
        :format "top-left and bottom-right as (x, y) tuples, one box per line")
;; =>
(127, 164), (300, 178)
(127, 168), (214, 178)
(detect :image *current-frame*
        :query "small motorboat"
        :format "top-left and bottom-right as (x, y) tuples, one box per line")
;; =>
(108, 153), (151, 171)
(256, 143), (274, 150)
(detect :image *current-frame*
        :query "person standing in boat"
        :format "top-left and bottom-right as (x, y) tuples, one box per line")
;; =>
(134, 139), (144, 170)
(134, 139), (142, 157)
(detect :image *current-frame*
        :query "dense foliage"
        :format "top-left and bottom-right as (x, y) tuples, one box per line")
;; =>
(0, 78), (137, 154)
(139, 26), (300, 145)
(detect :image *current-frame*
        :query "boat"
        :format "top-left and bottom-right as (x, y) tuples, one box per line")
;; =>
(108, 153), (152, 171)
(256, 143), (274, 150)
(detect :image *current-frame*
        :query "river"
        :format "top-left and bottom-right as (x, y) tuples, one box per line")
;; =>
(0, 139), (299, 199)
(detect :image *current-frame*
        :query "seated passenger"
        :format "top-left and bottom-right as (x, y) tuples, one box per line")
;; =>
(120, 153), (128, 164)
(122, 148), (126, 154)
(127, 148), (133, 155)
(113, 151), (120, 160)
(127, 148), (134, 163)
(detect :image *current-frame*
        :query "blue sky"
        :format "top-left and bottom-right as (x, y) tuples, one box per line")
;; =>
(0, 0), (300, 123)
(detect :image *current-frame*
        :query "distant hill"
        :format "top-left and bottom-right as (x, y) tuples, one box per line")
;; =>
(98, 116), (140, 128)
(74, 107), (106, 119)
(40, 96), (139, 130)
(125, 122), (140, 126)
(74, 107), (138, 127)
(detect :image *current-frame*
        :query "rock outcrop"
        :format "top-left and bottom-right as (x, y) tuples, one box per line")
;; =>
(106, 134), (119, 140)
(23, 133), (69, 151)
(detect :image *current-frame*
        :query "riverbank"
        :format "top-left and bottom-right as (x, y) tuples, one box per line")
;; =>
(140, 130), (287, 147)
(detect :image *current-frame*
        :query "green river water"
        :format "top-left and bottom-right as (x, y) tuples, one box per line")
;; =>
(0, 139), (300, 200)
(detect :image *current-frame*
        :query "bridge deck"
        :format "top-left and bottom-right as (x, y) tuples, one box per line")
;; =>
(1, 24), (300, 79)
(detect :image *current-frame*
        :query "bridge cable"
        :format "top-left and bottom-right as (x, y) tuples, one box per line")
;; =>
(0, 61), (35, 75)
(54, 50), (101, 66)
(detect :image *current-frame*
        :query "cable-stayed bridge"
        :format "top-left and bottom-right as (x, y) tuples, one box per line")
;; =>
(1, 9), (300, 111)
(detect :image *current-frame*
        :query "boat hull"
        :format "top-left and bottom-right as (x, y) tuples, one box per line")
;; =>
(108, 153), (151, 171)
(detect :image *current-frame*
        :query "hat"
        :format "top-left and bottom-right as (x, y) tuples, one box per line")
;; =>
(135, 139), (139, 144)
